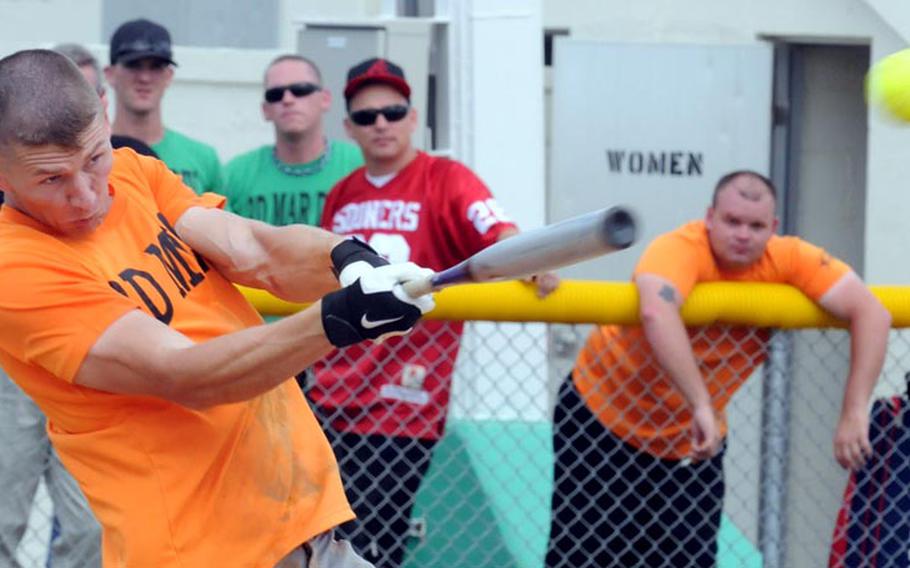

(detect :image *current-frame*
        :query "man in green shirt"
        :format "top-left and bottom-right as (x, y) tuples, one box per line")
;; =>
(222, 54), (363, 226)
(105, 19), (223, 194)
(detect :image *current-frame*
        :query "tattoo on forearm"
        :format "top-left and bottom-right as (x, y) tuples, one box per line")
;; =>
(659, 285), (676, 304)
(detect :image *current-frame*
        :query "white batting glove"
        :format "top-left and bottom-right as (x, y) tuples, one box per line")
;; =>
(321, 262), (436, 347)
(362, 263), (436, 314)
(360, 263), (435, 343)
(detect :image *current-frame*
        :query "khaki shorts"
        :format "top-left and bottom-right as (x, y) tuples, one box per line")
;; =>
(275, 531), (375, 568)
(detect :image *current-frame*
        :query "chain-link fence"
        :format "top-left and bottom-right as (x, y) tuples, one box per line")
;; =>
(10, 285), (910, 567)
(13, 485), (54, 568)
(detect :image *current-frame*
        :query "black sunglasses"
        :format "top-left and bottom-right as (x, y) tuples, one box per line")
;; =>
(264, 82), (321, 103)
(348, 105), (410, 126)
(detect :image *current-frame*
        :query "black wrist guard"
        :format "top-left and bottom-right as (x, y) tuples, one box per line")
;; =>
(330, 238), (389, 278)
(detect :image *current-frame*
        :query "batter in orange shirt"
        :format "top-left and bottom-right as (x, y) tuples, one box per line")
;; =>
(0, 149), (353, 567)
(546, 171), (891, 568)
(0, 49), (436, 568)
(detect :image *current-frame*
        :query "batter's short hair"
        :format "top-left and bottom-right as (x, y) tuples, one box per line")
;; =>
(712, 170), (777, 206)
(0, 49), (102, 152)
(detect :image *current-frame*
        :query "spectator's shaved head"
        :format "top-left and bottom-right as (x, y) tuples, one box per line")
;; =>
(0, 49), (103, 155)
(265, 54), (323, 85)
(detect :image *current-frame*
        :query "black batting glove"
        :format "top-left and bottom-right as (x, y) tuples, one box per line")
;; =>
(320, 262), (436, 348)
(321, 280), (421, 347)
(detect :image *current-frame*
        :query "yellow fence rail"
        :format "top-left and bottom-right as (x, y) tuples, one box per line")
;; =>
(239, 281), (910, 328)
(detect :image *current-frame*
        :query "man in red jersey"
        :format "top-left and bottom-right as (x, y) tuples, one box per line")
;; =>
(310, 57), (559, 567)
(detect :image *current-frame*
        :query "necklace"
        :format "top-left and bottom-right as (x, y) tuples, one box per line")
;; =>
(271, 139), (332, 177)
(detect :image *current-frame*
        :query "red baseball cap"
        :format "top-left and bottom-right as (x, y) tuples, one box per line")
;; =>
(344, 58), (411, 102)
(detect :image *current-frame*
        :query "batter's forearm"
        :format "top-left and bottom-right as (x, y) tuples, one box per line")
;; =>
(162, 304), (331, 408)
(177, 208), (343, 303)
(235, 224), (343, 302)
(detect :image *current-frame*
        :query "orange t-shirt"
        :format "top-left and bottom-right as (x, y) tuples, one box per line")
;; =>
(573, 220), (850, 459)
(0, 149), (352, 567)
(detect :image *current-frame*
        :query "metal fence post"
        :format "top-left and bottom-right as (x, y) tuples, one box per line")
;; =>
(759, 329), (793, 568)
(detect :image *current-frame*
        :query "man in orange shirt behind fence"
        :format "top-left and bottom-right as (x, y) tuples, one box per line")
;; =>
(546, 170), (892, 568)
(0, 49), (437, 567)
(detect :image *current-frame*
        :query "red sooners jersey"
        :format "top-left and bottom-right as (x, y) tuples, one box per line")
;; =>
(311, 152), (516, 439)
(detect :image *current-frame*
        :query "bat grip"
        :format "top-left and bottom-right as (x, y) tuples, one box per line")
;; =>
(402, 276), (435, 298)
(400, 262), (470, 298)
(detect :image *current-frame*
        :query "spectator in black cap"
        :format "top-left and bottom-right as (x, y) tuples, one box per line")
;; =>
(105, 18), (222, 194)
(309, 57), (559, 568)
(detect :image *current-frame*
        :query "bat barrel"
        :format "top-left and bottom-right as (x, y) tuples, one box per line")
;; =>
(465, 206), (638, 282)
(401, 205), (639, 297)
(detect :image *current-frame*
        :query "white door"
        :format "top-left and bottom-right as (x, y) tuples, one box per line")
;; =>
(549, 40), (773, 280)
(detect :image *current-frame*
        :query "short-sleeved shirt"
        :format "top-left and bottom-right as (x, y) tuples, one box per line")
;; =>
(573, 220), (851, 459)
(152, 128), (223, 194)
(310, 151), (517, 440)
(222, 141), (363, 226)
(0, 149), (351, 567)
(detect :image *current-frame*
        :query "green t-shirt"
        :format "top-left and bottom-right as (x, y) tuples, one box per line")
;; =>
(152, 128), (224, 194)
(222, 140), (363, 227)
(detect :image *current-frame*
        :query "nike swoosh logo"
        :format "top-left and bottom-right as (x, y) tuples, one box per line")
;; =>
(361, 314), (405, 329)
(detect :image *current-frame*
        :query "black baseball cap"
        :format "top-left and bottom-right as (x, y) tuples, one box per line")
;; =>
(343, 58), (411, 102)
(109, 19), (177, 66)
